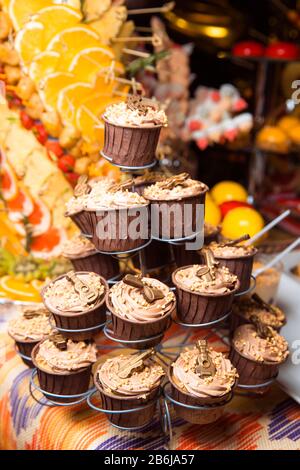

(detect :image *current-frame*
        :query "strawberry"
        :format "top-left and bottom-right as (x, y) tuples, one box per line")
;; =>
(45, 140), (64, 158)
(33, 123), (48, 145)
(20, 110), (34, 130)
(189, 120), (203, 132)
(58, 154), (75, 173)
(65, 171), (80, 186)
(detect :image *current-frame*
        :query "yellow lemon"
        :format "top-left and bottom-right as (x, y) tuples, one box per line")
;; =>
(211, 180), (248, 205)
(204, 193), (221, 226)
(222, 207), (264, 240)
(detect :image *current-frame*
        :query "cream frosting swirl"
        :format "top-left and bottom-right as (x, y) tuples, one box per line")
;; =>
(109, 277), (175, 323)
(97, 354), (164, 397)
(62, 234), (97, 258)
(43, 272), (105, 313)
(65, 177), (115, 215)
(172, 347), (238, 398)
(174, 264), (238, 294)
(8, 305), (52, 342)
(103, 101), (167, 127)
(233, 324), (289, 363)
(143, 177), (207, 201)
(35, 339), (97, 373)
(233, 298), (285, 329)
(85, 189), (149, 211)
(209, 242), (257, 258)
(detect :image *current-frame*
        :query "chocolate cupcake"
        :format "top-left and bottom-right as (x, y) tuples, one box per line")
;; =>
(84, 181), (150, 253)
(42, 271), (108, 341)
(144, 173), (208, 240)
(65, 176), (114, 237)
(230, 294), (286, 333)
(168, 340), (238, 424)
(229, 320), (289, 390)
(172, 249), (239, 325)
(106, 274), (176, 349)
(131, 172), (166, 196)
(252, 260), (282, 303)
(32, 335), (97, 403)
(204, 222), (221, 245)
(8, 305), (53, 367)
(102, 97), (167, 168)
(95, 349), (164, 428)
(62, 233), (119, 280)
(209, 236), (257, 293)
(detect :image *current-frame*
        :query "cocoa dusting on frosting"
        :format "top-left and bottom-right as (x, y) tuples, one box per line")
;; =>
(43, 271), (105, 313)
(233, 323), (289, 363)
(8, 305), (52, 342)
(172, 341), (238, 398)
(62, 234), (97, 259)
(103, 98), (167, 127)
(209, 239), (256, 258)
(35, 337), (97, 373)
(143, 173), (207, 201)
(97, 350), (164, 397)
(174, 264), (238, 295)
(109, 275), (175, 323)
(233, 296), (285, 329)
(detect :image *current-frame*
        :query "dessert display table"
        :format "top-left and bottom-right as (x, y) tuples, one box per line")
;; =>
(1, 303), (299, 450)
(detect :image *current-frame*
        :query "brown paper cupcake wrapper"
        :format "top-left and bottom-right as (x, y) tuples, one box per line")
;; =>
(102, 119), (161, 167)
(67, 211), (93, 237)
(215, 252), (257, 293)
(42, 273), (108, 341)
(15, 339), (38, 368)
(149, 192), (207, 240)
(106, 295), (174, 349)
(204, 227), (221, 245)
(229, 346), (280, 386)
(136, 240), (174, 271)
(31, 345), (92, 403)
(172, 269), (239, 325)
(69, 252), (119, 280)
(167, 371), (231, 424)
(171, 243), (201, 269)
(84, 207), (150, 253)
(95, 376), (159, 428)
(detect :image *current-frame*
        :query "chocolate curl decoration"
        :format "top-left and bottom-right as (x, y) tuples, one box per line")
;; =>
(117, 349), (155, 379)
(195, 340), (216, 378)
(122, 274), (165, 303)
(251, 293), (278, 316)
(222, 234), (250, 247)
(126, 92), (159, 116)
(198, 247), (219, 281)
(49, 333), (67, 351)
(250, 314), (274, 339)
(66, 271), (99, 305)
(109, 178), (135, 193)
(73, 175), (91, 198)
(159, 172), (189, 191)
(23, 307), (49, 319)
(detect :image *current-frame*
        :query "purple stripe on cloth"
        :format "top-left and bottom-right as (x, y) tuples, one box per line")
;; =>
(268, 399), (300, 442)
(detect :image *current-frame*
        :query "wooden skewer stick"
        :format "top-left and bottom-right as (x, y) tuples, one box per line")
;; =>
(128, 1), (175, 15)
(112, 34), (163, 47)
(122, 47), (150, 58)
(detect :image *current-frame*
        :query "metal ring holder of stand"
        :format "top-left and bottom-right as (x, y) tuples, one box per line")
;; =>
(30, 369), (96, 407)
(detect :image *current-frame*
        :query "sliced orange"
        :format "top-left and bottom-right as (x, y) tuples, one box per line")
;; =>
(15, 198), (51, 236)
(47, 26), (100, 71)
(9, 0), (52, 31)
(68, 46), (116, 83)
(53, 0), (81, 9)
(1, 162), (18, 201)
(30, 226), (67, 259)
(38, 72), (75, 111)
(0, 212), (27, 256)
(7, 187), (34, 222)
(14, 21), (46, 68)
(57, 82), (94, 127)
(0, 275), (41, 302)
(32, 5), (82, 45)
(28, 51), (61, 85)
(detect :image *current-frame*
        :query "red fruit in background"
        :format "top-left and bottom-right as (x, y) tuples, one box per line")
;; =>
(196, 137), (209, 150)
(65, 171), (79, 186)
(58, 154), (75, 173)
(219, 200), (252, 219)
(189, 120), (203, 132)
(45, 140), (64, 158)
(210, 90), (220, 102)
(20, 110), (34, 130)
(265, 42), (299, 60)
(33, 123), (48, 144)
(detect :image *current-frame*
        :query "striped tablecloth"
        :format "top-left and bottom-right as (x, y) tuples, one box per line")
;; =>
(1, 304), (300, 450)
